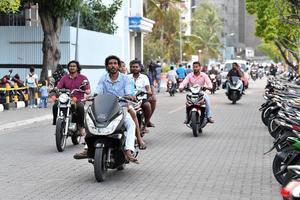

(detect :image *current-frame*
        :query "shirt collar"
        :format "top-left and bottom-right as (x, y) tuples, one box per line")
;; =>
(106, 72), (121, 83)
(68, 73), (78, 79)
(192, 72), (203, 78)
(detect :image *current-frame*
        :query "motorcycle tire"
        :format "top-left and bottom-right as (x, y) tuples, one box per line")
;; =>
(94, 147), (108, 182)
(117, 164), (125, 171)
(273, 154), (286, 185)
(55, 118), (67, 152)
(268, 117), (280, 138)
(191, 112), (199, 137)
(261, 107), (271, 126)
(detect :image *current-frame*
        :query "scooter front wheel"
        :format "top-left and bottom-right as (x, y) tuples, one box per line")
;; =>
(94, 147), (108, 182)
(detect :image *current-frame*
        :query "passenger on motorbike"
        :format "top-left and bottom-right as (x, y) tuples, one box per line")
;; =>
(74, 56), (138, 162)
(226, 62), (244, 94)
(176, 64), (186, 86)
(52, 60), (91, 136)
(52, 64), (67, 87)
(179, 61), (214, 124)
(119, 61), (147, 150)
(166, 66), (178, 92)
(128, 60), (154, 129)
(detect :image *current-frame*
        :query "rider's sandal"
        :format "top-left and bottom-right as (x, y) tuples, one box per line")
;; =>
(138, 142), (147, 150)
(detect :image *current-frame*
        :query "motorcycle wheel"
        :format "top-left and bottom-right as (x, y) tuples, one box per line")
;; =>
(273, 154), (286, 184)
(191, 112), (199, 137)
(268, 117), (280, 138)
(261, 107), (271, 126)
(94, 147), (107, 182)
(117, 164), (125, 171)
(55, 118), (67, 152)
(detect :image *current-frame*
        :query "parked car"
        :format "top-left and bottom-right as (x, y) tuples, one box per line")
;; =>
(221, 60), (249, 89)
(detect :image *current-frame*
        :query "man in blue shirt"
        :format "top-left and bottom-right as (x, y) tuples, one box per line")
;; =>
(74, 55), (138, 163)
(176, 64), (186, 80)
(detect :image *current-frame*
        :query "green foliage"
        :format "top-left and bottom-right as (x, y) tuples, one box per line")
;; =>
(187, 2), (223, 64)
(67, 0), (122, 34)
(30, 0), (81, 17)
(0, 0), (20, 13)
(257, 42), (283, 62)
(246, 0), (300, 69)
(144, 2), (181, 64)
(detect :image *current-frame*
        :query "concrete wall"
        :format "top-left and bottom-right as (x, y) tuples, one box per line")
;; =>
(0, 26), (122, 67)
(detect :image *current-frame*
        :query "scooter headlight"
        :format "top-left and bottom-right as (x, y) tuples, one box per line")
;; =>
(58, 93), (69, 103)
(87, 113), (123, 136)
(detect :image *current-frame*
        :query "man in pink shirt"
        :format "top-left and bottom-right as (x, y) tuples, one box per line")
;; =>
(179, 61), (214, 123)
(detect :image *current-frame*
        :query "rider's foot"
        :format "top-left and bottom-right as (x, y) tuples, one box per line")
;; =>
(73, 149), (88, 159)
(124, 150), (139, 164)
(184, 119), (188, 124)
(79, 127), (85, 136)
(146, 122), (155, 127)
(207, 118), (214, 123)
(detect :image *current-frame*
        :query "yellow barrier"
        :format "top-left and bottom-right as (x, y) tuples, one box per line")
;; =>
(0, 83), (43, 109)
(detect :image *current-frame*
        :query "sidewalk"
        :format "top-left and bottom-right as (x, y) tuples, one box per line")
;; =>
(0, 106), (52, 131)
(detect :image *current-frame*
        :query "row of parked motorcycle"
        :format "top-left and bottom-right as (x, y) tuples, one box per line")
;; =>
(0, 69), (27, 104)
(259, 75), (300, 199)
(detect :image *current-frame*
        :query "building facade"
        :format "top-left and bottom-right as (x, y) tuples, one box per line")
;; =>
(193, 0), (262, 61)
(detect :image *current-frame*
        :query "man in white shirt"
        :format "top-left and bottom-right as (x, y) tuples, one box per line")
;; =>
(166, 66), (178, 91)
(128, 60), (154, 129)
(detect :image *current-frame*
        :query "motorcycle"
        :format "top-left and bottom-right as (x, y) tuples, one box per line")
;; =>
(258, 68), (264, 79)
(209, 74), (217, 94)
(84, 94), (138, 182)
(250, 69), (258, 81)
(226, 76), (243, 104)
(167, 80), (176, 96)
(54, 80), (88, 152)
(0, 69), (13, 104)
(185, 85), (208, 137)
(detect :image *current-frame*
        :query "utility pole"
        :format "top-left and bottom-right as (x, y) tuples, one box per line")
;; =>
(75, 11), (80, 61)
(179, 13), (182, 64)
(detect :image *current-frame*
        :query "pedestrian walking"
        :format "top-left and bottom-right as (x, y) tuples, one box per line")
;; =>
(155, 61), (162, 93)
(26, 67), (39, 108)
(39, 80), (48, 108)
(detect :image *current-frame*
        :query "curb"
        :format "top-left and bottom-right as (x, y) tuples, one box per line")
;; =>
(0, 114), (52, 133)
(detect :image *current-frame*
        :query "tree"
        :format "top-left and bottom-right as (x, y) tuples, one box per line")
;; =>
(0, 0), (20, 13)
(1, 0), (123, 80)
(67, 0), (122, 34)
(246, 0), (300, 71)
(186, 2), (223, 64)
(144, 1), (182, 64)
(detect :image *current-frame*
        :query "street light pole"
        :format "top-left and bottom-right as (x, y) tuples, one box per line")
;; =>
(179, 13), (182, 64)
(75, 11), (80, 61)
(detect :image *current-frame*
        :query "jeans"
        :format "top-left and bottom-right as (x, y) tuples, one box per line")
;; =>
(156, 77), (161, 92)
(123, 113), (136, 152)
(39, 96), (47, 108)
(28, 87), (36, 106)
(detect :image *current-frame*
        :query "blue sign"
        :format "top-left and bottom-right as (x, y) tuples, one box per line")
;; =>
(129, 16), (142, 30)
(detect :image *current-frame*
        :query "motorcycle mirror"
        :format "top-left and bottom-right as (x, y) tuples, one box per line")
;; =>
(82, 80), (89, 86)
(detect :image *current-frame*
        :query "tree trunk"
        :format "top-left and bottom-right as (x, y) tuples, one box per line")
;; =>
(274, 40), (296, 71)
(39, 11), (63, 81)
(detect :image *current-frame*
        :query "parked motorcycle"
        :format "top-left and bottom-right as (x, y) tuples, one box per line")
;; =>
(54, 80), (88, 152)
(167, 80), (176, 96)
(281, 165), (300, 200)
(226, 76), (243, 104)
(84, 94), (138, 182)
(185, 85), (208, 137)
(209, 74), (217, 94)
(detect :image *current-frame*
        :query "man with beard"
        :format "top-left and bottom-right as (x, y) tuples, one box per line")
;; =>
(179, 61), (214, 124)
(128, 60), (154, 131)
(74, 55), (138, 163)
(52, 60), (91, 136)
